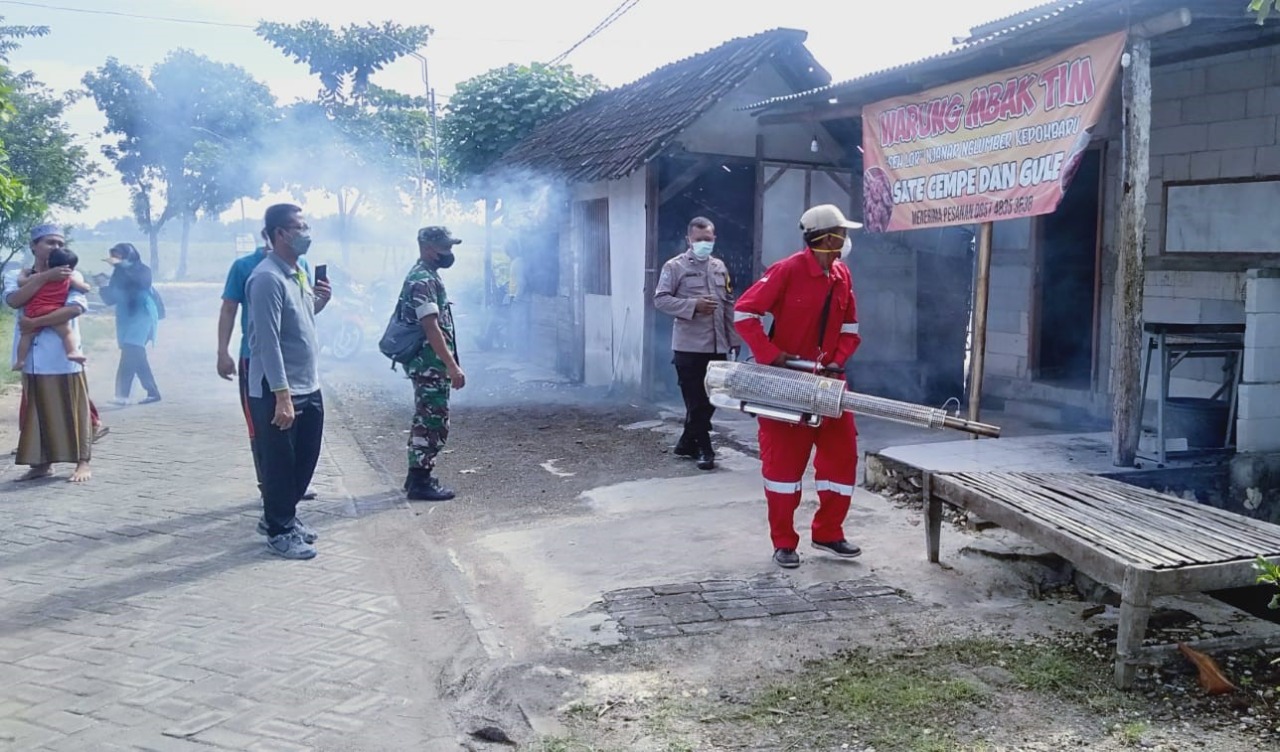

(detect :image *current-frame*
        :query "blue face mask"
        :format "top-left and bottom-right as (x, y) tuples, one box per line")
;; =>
(691, 241), (714, 259)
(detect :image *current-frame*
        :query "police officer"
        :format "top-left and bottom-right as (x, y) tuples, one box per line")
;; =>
(399, 226), (466, 501)
(733, 204), (863, 569)
(653, 216), (739, 471)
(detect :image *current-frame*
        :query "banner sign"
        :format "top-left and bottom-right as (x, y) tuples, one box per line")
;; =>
(861, 31), (1126, 233)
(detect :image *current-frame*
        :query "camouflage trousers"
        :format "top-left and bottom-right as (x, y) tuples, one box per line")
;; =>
(409, 372), (451, 471)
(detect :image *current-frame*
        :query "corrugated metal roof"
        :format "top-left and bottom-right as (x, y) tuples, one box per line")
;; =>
(740, 0), (1114, 113)
(491, 28), (828, 183)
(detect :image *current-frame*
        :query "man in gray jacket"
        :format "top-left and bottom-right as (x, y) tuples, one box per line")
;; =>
(247, 204), (330, 560)
(653, 216), (739, 470)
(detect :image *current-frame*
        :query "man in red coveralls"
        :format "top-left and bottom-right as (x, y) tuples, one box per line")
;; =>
(733, 204), (863, 569)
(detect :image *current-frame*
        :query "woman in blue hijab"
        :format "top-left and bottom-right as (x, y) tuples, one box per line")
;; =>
(99, 242), (161, 404)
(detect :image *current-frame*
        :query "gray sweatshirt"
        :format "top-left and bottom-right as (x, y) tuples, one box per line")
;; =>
(246, 253), (320, 398)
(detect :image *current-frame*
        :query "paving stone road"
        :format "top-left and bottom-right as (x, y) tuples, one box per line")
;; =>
(0, 321), (463, 751)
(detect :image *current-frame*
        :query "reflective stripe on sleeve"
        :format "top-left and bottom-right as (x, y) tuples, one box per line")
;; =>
(840, 323), (859, 335)
(734, 311), (763, 322)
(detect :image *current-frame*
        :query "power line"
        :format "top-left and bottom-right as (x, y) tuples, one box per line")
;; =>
(547, 0), (641, 66)
(0, 0), (255, 28)
(0, 1), (582, 43)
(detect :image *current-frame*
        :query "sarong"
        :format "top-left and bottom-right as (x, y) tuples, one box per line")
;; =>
(16, 372), (92, 466)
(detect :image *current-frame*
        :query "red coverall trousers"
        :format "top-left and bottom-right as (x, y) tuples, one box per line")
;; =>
(759, 411), (857, 550)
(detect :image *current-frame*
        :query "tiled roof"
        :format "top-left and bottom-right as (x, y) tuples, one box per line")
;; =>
(494, 28), (826, 183)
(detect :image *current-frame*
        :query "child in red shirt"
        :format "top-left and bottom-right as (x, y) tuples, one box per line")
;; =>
(12, 247), (90, 371)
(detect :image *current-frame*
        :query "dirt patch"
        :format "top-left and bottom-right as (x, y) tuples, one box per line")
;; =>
(531, 622), (1280, 752)
(322, 360), (744, 538)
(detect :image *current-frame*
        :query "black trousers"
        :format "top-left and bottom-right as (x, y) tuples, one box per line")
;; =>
(116, 344), (159, 400)
(673, 351), (726, 453)
(248, 382), (324, 537)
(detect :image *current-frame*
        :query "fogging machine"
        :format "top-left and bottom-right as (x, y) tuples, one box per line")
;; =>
(705, 360), (1000, 438)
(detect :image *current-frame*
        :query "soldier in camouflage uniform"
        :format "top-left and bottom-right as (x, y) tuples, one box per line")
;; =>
(400, 226), (467, 501)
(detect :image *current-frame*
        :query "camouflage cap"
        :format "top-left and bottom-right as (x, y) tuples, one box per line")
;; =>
(417, 226), (462, 246)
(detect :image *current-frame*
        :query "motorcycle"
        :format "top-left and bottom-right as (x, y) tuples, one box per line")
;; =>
(316, 268), (376, 361)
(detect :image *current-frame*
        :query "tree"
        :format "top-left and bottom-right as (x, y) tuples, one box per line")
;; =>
(83, 51), (275, 278)
(440, 63), (603, 180)
(256, 20), (432, 262)
(0, 18), (97, 277)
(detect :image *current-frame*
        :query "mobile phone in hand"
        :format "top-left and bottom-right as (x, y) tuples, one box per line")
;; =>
(315, 264), (328, 283)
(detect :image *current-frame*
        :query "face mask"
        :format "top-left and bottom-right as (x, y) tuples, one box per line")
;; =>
(435, 251), (456, 269)
(690, 241), (714, 259)
(292, 232), (312, 254)
(840, 236), (852, 259)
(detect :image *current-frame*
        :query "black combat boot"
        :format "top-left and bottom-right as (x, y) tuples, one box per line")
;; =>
(405, 468), (456, 501)
(673, 436), (697, 459)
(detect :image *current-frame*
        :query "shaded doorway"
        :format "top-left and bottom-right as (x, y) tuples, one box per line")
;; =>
(1034, 148), (1103, 389)
(648, 154), (757, 399)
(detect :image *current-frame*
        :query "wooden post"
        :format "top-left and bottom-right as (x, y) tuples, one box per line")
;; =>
(967, 222), (994, 435)
(642, 161), (661, 398)
(753, 134), (765, 279)
(1111, 38), (1152, 467)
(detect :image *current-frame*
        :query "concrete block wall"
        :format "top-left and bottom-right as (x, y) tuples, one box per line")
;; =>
(845, 233), (917, 364)
(986, 218), (1034, 382)
(1097, 45), (1278, 402)
(1239, 268), (1280, 453)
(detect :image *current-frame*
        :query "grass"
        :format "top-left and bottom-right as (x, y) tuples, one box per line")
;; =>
(0, 307), (16, 389)
(745, 638), (1133, 752)
(1116, 720), (1149, 747)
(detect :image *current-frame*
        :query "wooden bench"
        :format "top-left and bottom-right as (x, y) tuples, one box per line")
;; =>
(922, 471), (1280, 688)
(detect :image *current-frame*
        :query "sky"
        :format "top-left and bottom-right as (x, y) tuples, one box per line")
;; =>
(0, 0), (1048, 226)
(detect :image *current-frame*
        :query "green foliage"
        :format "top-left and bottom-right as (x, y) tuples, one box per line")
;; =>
(0, 18), (97, 275)
(441, 62), (603, 179)
(83, 50), (276, 276)
(255, 20), (438, 253)
(1256, 556), (1280, 611)
(1251, 1), (1280, 24)
(256, 20), (430, 107)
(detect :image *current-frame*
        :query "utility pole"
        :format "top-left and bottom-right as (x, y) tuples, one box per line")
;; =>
(406, 51), (443, 219)
(374, 32), (443, 220)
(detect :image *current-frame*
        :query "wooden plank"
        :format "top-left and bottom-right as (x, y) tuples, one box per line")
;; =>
(825, 170), (853, 198)
(1110, 37), (1152, 467)
(1149, 554), (1280, 597)
(642, 162), (660, 399)
(753, 135), (766, 281)
(763, 165), (789, 192)
(1015, 474), (1243, 562)
(1131, 634), (1280, 665)
(1056, 479), (1255, 561)
(1067, 475), (1280, 553)
(958, 473), (1182, 564)
(932, 476), (1129, 588)
(658, 156), (712, 206)
(1011, 475), (1244, 563)
(955, 474), (1177, 567)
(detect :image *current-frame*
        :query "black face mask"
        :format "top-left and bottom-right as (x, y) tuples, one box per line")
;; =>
(434, 251), (455, 269)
